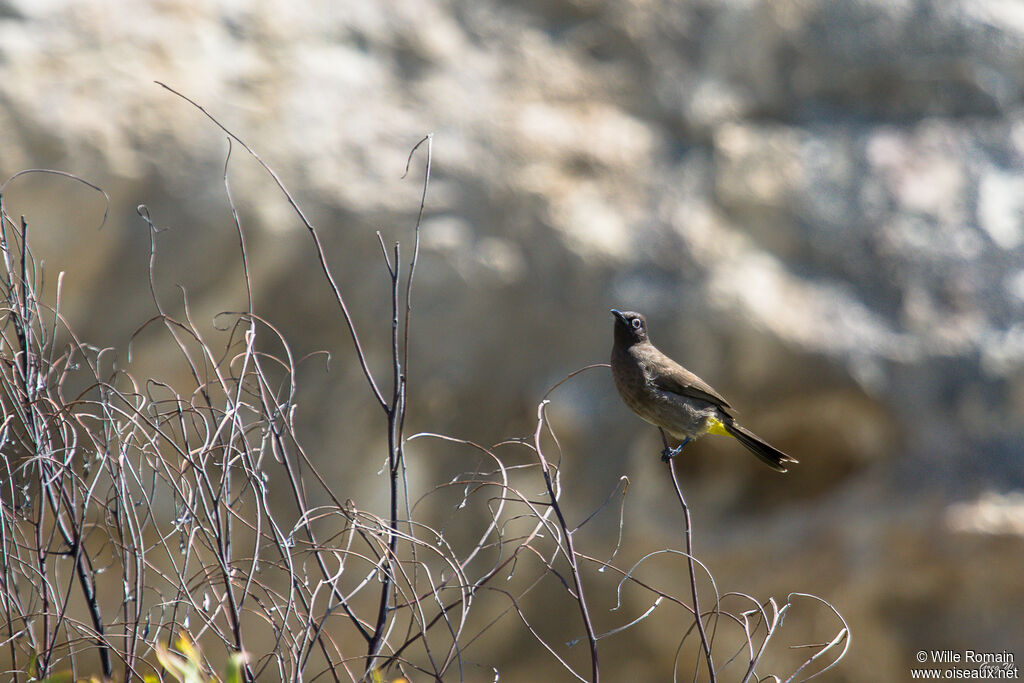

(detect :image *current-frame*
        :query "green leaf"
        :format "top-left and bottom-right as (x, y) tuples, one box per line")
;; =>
(223, 651), (247, 683)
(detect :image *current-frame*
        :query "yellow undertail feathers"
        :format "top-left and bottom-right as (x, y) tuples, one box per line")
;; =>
(705, 415), (731, 437)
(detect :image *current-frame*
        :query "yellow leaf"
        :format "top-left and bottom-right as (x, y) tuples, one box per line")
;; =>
(176, 634), (201, 665)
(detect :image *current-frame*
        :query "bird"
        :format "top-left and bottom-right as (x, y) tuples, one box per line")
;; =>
(609, 309), (797, 472)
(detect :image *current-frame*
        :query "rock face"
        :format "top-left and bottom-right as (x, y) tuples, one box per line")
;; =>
(2, 0), (1022, 679)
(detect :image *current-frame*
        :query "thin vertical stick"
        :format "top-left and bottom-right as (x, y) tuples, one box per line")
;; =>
(661, 428), (715, 682)
(536, 402), (600, 682)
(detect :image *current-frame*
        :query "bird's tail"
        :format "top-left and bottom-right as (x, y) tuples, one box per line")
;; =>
(723, 421), (798, 473)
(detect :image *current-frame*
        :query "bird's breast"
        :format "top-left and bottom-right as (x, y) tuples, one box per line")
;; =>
(611, 349), (720, 439)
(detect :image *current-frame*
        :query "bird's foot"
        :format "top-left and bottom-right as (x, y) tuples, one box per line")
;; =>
(660, 437), (691, 462)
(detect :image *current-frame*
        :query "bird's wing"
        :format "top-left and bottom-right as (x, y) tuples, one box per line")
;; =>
(651, 363), (735, 413)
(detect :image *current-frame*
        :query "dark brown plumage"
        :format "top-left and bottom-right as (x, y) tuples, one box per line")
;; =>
(610, 309), (797, 472)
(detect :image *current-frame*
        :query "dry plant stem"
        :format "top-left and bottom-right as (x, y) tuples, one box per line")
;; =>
(737, 598), (782, 683)
(0, 208), (113, 679)
(157, 88), (432, 678)
(661, 427), (716, 683)
(781, 594), (851, 683)
(381, 366), (613, 673)
(0, 438), (24, 683)
(155, 85), (370, 661)
(137, 205), (339, 679)
(366, 136), (431, 675)
(155, 81), (387, 410)
(138, 208), (249, 680)
(378, 464), (557, 671)
(366, 241), (403, 670)
(219, 140), (267, 683)
(535, 402), (600, 683)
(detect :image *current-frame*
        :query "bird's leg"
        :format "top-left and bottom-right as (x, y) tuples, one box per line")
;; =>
(658, 428), (673, 458)
(659, 428), (691, 462)
(661, 439), (691, 462)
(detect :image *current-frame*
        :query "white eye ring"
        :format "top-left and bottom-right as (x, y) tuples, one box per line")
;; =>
(631, 318), (642, 329)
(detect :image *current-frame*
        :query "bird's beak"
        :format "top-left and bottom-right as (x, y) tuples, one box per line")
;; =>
(611, 309), (627, 324)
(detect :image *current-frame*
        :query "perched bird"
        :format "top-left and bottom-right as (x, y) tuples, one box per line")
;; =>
(609, 309), (797, 472)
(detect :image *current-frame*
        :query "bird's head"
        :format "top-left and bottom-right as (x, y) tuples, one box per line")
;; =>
(611, 309), (649, 346)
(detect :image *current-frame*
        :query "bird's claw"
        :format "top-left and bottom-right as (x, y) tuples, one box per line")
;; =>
(660, 437), (691, 462)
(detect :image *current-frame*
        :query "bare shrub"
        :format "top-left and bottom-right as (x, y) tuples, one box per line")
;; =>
(0, 89), (848, 682)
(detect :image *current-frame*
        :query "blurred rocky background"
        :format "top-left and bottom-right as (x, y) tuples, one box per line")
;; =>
(2, 0), (1023, 679)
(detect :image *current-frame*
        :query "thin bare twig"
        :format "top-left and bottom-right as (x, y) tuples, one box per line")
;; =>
(663, 429), (716, 683)
(535, 401), (600, 682)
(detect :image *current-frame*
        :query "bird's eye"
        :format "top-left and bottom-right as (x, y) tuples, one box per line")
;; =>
(631, 318), (642, 330)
